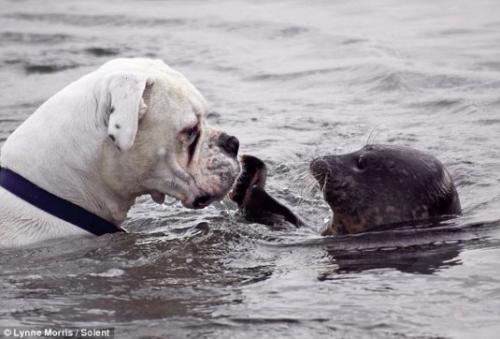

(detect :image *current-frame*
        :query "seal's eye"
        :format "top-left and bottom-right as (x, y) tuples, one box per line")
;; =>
(356, 155), (368, 170)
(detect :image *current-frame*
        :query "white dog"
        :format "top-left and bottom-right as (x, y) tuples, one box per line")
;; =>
(0, 58), (240, 248)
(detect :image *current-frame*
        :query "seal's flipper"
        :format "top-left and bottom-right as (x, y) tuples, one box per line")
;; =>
(230, 155), (304, 228)
(244, 185), (305, 227)
(230, 155), (267, 206)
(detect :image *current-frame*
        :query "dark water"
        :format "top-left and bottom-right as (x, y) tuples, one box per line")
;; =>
(1, 0), (500, 338)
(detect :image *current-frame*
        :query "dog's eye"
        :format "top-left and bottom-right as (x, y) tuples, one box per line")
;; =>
(182, 124), (200, 165)
(183, 124), (200, 145)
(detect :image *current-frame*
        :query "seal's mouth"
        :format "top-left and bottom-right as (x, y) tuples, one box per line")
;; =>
(309, 158), (353, 211)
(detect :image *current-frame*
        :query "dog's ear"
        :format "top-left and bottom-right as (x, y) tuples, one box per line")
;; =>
(104, 72), (154, 151)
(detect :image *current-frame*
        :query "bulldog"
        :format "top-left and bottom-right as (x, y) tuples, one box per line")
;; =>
(0, 58), (240, 248)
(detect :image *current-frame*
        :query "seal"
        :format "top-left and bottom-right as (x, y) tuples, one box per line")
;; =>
(310, 144), (461, 235)
(231, 145), (461, 236)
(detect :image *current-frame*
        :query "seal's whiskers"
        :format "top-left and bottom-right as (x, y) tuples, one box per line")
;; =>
(365, 126), (381, 146)
(292, 167), (317, 206)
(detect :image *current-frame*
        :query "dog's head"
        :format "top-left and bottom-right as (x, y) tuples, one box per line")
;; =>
(96, 58), (240, 209)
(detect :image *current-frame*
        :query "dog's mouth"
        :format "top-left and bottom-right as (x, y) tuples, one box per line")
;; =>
(150, 191), (166, 204)
(148, 163), (239, 209)
(181, 192), (223, 209)
(149, 190), (212, 209)
(188, 194), (216, 209)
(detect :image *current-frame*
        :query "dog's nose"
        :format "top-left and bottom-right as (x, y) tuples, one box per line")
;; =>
(218, 133), (239, 157)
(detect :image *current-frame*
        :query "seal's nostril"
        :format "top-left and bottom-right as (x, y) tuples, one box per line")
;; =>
(310, 158), (324, 173)
(193, 194), (212, 209)
(218, 133), (239, 157)
(310, 158), (329, 184)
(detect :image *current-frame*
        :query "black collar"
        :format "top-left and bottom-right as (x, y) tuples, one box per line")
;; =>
(0, 167), (124, 236)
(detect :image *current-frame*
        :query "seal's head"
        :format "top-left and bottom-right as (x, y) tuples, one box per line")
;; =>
(310, 144), (461, 235)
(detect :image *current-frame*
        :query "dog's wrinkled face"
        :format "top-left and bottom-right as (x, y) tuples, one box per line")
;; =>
(98, 59), (240, 209)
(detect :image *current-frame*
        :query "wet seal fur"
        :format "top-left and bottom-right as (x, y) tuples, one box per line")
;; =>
(231, 145), (461, 235)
